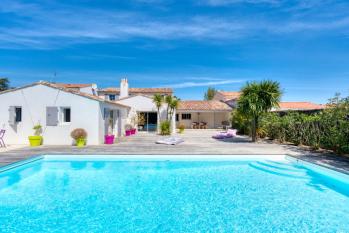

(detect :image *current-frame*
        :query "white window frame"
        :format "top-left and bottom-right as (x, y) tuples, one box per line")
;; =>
(60, 107), (71, 125)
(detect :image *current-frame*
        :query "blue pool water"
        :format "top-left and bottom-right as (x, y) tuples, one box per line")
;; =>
(0, 155), (349, 232)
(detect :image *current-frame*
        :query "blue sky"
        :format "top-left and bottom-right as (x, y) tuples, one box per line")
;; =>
(1, 0), (349, 103)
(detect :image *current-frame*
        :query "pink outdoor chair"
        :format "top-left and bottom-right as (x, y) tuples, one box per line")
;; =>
(0, 129), (5, 148)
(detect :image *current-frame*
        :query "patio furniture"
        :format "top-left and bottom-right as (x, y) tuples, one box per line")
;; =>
(200, 122), (207, 129)
(212, 129), (237, 139)
(191, 122), (199, 129)
(156, 137), (184, 145)
(222, 121), (230, 130)
(0, 129), (6, 148)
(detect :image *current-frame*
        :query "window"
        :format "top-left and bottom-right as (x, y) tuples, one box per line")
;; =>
(109, 94), (116, 101)
(62, 108), (71, 123)
(176, 114), (179, 122)
(182, 113), (191, 120)
(15, 107), (22, 122)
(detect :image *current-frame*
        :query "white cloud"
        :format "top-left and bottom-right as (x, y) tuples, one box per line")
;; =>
(0, 0), (349, 49)
(165, 79), (244, 88)
(201, 0), (279, 6)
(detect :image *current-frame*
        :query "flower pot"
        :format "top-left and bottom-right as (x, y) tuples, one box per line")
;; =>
(104, 135), (115, 144)
(125, 130), (131, 136)
(131, 128), (136, 135)
(28, 136), (43, 147)
(76, 138), (86, 147)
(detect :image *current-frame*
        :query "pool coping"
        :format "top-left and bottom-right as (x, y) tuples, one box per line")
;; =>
(1, 153), (349, 178)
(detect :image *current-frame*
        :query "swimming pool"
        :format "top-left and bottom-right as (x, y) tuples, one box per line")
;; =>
(0, 155), (348, 232)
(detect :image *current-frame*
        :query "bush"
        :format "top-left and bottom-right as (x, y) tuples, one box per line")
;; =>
(230, 109), (250, 135)
(160, 121), (171, 135)
(178, 124), (185, 133)
(70, 128), (88, 140)
(259, 95), (349, 154)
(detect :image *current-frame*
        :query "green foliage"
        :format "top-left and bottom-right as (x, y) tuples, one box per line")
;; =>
(237, 80), (282, 142)
(33, 124), (42, 136)
(160, 121), (171, 135)
(260, 95), (349, 154)
(204, 87), (217, 100)
(178, 124), (185, 133)
(230, 109), (250, 135)
(0, 78), (10, 91)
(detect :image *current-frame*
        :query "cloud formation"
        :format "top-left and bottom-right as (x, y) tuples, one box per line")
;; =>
(165, 79), (244, 88)
(0, 0), (348, 49)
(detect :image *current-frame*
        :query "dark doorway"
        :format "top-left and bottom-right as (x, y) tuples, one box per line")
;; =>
(138, 112), (157, 132)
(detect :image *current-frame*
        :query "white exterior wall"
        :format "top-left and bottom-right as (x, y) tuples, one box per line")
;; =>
(176, 111), (230, 129)
(117, 95), (176, 133)
(0, 84), (126, 145)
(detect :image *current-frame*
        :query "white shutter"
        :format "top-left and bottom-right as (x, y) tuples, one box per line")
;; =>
(8, 106), (15, 125)
(46, 107), (59, 126)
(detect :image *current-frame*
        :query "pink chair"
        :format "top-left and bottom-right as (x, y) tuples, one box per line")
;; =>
(0, 129), (6, 148)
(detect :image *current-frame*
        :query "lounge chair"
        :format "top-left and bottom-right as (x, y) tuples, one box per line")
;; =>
(212, 129), (237, 139)
(156, 137), (184, 145)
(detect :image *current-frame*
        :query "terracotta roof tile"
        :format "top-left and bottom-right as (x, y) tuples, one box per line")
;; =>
(214, 91), (241, 101)
(276, 102), (325, 111)
(178, 100), (232, 111)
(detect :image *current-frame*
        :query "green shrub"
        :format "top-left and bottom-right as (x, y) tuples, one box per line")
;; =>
(160, 121), (171, 135)
(258, 95), (349, 154)
(178, 124), (185, 134)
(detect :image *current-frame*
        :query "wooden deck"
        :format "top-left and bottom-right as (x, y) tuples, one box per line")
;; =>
(1, 130), (349, 174)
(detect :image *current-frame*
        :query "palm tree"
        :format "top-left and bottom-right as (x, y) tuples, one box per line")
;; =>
(165, 95), (173, 120)
(237, 80), (282, 142)
(152, 94), (163, 133)
(169, 97), (180, 121)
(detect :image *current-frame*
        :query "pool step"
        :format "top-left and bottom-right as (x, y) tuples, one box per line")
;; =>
(249, 161), (308, 179)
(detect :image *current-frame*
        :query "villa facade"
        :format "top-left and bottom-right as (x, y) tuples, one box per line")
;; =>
(0, 79), (326, 145)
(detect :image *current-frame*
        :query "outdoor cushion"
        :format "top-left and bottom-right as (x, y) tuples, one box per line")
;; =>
(156, 137), (184, 145)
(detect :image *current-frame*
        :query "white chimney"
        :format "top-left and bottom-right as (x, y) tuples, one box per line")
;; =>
(120, 78), (129, 98)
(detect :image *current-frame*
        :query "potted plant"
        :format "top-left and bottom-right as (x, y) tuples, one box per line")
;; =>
(104, 132), (115, 145)
(105, 117), (115, 144)
(28, 124), (43, 147)
(130, 115), (138, 135)
(125, 124), (133, 136)
(178, 124), (185, 134)
(71, 128), (87, 147)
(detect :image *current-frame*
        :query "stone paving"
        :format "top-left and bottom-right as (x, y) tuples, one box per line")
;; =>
(1, 130), (349, 174)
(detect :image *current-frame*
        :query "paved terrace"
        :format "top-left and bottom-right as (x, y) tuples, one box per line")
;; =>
(1, 130), (349, 174)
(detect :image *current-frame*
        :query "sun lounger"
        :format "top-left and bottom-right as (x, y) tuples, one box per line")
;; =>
(156, 137), (184, 145)
(212, 129), (237, 139)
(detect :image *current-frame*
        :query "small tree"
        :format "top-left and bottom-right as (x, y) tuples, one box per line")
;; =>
(152, 94), (163, 133)
(237, 80), (282, 142)
(0, 78), (9, 92)
(204, 87), (217, 100)
(168, 97), (179, 121)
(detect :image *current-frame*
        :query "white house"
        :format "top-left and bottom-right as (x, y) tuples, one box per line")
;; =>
(0, 81), (129, 145)
(99, 79), (175, 133)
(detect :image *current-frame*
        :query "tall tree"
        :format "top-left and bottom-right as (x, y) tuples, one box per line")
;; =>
(0, 78), (9, 92)
(152, 93), (163, 133)
(168, 97), (180, 121)
(204, 87), (217, 100)
(165, 95), (173, 120)
(237, 80), (282, 142)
